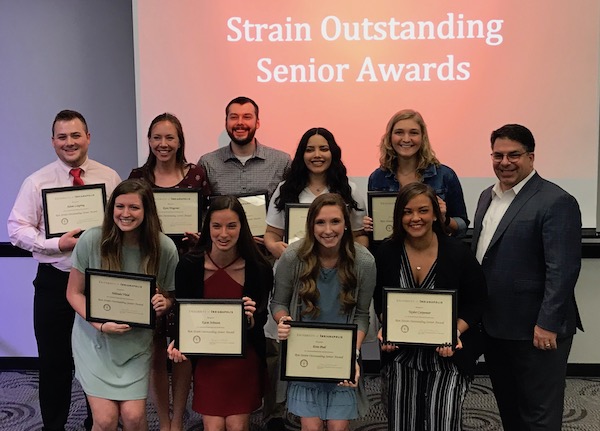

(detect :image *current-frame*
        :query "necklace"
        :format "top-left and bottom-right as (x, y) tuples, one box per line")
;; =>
(405, 235), (436, 273)
(310, 184), (327, 194)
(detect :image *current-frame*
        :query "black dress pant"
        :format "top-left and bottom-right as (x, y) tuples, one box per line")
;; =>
(484, 333), (573, 431)
(33, 263), (75, 431)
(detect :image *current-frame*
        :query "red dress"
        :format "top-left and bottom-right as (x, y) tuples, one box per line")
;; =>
(192, 259), (263, 416)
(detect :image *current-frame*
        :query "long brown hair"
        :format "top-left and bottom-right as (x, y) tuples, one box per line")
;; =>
(379, 109), (440, 175)
(297, 193), (357, 318)
(100, 179), (163, 276)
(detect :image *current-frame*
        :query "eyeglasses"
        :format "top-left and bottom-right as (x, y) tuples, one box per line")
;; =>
(490, 152), (529, 163)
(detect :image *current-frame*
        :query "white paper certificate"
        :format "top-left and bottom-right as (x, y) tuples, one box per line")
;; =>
(383, 288), (456, 347)
(368, 192), (397, 242)
(281, 322), (357, 382)
(86, 269), (155, 328)
(177, 300), (245, 356)
(285, 204), (310, 244)
(42, 184), (106, 238)
(153, 190), (201, 235)
(237, 193), (267, 237)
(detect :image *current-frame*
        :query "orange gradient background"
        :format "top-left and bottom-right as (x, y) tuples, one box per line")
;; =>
(135, 0), (599, 225)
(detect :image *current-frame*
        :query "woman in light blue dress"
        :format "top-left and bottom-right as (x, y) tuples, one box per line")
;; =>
(66, 179), (179, 430)
(271, 193), (376, 431)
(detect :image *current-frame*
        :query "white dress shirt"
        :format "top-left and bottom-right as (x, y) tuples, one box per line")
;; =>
(7, 157), (121, 271)
(265, 180), (367, 231)
(475, 170), (536, 263)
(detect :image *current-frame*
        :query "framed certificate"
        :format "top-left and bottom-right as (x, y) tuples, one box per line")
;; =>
(175, 299), (246, 357)
(281, 321), (357, 383)
(42, 184), (107, 238)
(153, 189), (202, 236)
(85, 268), (156, 329)
(235, 191), (268, 237)
(383, 288), (457, 348)
(284, 203), (310, 244)
(367, 192), (397, 242)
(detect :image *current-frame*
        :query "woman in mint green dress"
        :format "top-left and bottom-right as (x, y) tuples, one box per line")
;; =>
(67, 179), (179, 431)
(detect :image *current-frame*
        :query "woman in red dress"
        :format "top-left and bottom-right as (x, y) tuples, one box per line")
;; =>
(168, 195), (272, 431)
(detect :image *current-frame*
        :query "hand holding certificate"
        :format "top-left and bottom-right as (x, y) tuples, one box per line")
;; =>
(175, 299), (246, 357)
(367, 192), (397, 242)
(383, 288), (457, 348)
(85, 268), (156, 329)
(42, 184), (107, 238)
(284, 203), (310, 244)
(153, 189), (202, 236)
(280, 321), (358, 383)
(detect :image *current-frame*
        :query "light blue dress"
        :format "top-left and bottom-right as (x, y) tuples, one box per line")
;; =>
(71, 227), (178, 400)
(287, 268), (358, 420)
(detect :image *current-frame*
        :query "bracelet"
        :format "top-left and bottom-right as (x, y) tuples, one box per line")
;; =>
(100, 322), (105, 333)
(457, 329), (461, 337)
(355, 348), (361, 360)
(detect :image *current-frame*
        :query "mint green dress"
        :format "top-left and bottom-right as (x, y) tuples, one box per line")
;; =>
(71, 227), (178, 400)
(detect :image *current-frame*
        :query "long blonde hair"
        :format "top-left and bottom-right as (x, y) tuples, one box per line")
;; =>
(100, 179), (162, 277)
(297, 193), (357, 318)
(379, 109), (440, 175)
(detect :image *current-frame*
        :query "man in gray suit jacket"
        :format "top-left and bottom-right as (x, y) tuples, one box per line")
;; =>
(472, 124), (582, 431)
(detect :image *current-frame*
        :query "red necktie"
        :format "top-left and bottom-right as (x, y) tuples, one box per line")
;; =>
(70, 168), (84, 186)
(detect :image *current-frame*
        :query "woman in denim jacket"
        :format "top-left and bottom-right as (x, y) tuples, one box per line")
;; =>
(367, 109), (469, 237)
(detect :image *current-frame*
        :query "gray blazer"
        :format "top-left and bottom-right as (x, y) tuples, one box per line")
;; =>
(471, 173), (582, 340)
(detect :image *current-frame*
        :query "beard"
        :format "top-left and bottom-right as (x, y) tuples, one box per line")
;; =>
(227, 126), (256, 146)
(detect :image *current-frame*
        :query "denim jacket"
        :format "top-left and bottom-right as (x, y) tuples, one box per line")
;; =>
(368, 164), (469, 236)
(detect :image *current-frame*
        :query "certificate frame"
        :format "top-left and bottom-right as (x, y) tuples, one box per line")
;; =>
(42, 184), (107, 238)
(367, 192), (397, 242)
(234, 191), (268, 237)
(175, 299), (246, 357)
(153, 189), (202, 237)
(281, 321), (357, 383)
(284, 203), (310, 244)
(383, 287), (457, 348)
(85, 268), (156, 329)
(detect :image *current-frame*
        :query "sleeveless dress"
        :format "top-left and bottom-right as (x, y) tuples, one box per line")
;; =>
(192, 255), (263, 416)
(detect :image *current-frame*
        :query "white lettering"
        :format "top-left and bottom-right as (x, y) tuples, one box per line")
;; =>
(257, 58), (349, 83)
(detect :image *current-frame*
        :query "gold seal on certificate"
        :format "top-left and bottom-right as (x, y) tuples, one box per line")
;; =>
(284, 203), (310, 244)
(281, 322), (357, 383)
(176, 299), (246, 357)
(383, 288), (457, 347)
(235, 192), (268, 237)
(42, 184), (107, 238)
(153, 189), (202, 236)
(85, 269), (156, 329)
(368, 192), (397, 242)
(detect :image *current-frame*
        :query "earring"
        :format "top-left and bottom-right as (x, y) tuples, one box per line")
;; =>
(434, 218), (437, 221)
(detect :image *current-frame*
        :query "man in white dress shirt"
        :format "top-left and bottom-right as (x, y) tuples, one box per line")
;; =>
(471, 124), (582, 430)
(7, 110), (121, 431)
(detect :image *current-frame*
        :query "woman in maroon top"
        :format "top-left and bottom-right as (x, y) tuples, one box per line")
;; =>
(129, 113), (211, 431)
(168, 196), (271, 431)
